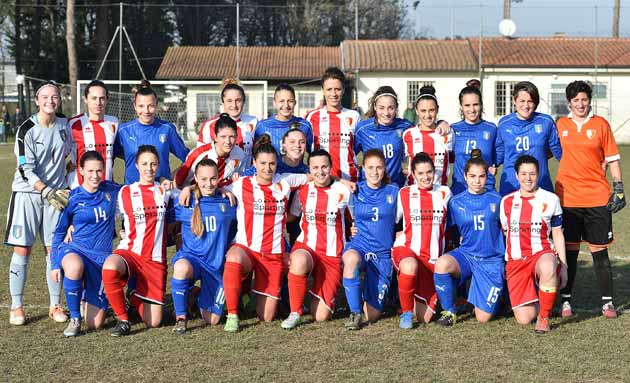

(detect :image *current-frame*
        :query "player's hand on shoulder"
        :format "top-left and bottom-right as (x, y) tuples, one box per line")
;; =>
(159, 177), (175, 191)
(221, 190), (236, 207)
(339, 178), (356, 193)
(436, 120), (451, 136)
(178, 186), (192, 207)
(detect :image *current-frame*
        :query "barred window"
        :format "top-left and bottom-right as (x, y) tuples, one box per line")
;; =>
(495, 81), (516, 117)
(196, 93), (221, 120)
(407, 80), (435, 106)
(549, 92), (569, 118)
(298, 92), (316, 110)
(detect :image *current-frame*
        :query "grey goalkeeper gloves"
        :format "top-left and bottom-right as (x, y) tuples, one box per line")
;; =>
(41, 186), (70, 210)
(607, 181), (626, 214)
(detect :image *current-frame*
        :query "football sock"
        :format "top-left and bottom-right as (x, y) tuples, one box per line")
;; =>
(45, 253), (62, 307)
(171, 278), (190, 318)
(559, 249), (579, 303)
(63, 276), (83, 319)
(591, 248), (613, 304)
(397, 273), (416, 313)
(538, 285), (557, 319)
(102, 269), (129, 321)
(223, 262), (243, 315)
(343, 276), (361, 314)
(434, 272), (456, 313)
(9, 253), (28, 309)
(288, 272), (308, 315)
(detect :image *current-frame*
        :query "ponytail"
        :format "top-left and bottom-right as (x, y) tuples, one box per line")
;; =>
(190, 184), (204, 238)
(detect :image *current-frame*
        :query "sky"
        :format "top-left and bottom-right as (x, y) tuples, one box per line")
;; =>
(407, 0), (629, 39)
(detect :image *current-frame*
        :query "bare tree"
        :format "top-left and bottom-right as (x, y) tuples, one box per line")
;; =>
(66, 0), (77, 110)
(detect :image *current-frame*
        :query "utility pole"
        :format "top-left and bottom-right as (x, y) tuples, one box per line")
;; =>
(613, 0), (620, 38)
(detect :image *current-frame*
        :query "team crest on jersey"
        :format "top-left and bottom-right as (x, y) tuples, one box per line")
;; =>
(59, 129), (67, 142)
(84, 125), (93, 132)
(483, 131), (490, 140)
(12, 225), (23, 239)
(347, 117), (353, 126)
(542, 202), (548, 213)
(220, 203), (227, 213)
(387, 194), (394, 204)
(414, 137), (421, 143)
(105, 192), (111, 202)
(586, 129), (594, 139)
(490, 203), (497, 213)
(397, 130), (403, 138)
(322, 116), (328, 122)
(159, 134), (167, 143)
(535, 124), (543, 134)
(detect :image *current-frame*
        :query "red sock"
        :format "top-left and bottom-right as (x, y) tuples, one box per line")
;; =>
(288, 272), (308, 315)
(102, 269), (129, 321)
(398, 273), (416, 313)
(538, 287), (557, 319)
(223, 262), (243, 315)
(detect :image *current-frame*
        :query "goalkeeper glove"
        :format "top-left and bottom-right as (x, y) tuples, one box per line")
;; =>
(607, 181), (626, 214)
(41, 186), (70, 211)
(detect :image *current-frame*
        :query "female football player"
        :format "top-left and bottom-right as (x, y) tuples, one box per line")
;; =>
(7, 81), (71, 326)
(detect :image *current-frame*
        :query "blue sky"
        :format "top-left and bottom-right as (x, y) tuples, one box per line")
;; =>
(407, 0), (628, 39)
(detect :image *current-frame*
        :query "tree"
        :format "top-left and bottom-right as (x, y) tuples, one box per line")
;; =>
(66, 0), (77, 104)
(503, 0), (524, 20)
(613, 0), (620, 38)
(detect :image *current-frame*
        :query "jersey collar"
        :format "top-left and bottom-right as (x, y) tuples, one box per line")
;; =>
(567, 108), (594, 133)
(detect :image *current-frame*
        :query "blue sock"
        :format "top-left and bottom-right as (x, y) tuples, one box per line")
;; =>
(9, 253), (29, 309)
(343, 277), (362, 314)
(171, 278), (190, 318)
(46, 254), (62, 307)
(63, 277), (83, 319)
(434, 272), (456, 313)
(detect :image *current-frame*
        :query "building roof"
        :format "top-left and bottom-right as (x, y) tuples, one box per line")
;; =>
(470, 37), (630, 68)
(155, 46), (340, 80)
(342, 39), (477, 72)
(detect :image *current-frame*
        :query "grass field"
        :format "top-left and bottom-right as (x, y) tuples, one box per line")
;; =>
(2, 144), (630, 382)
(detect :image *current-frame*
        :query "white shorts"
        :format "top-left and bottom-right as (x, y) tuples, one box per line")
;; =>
(5, 191), (60, 248)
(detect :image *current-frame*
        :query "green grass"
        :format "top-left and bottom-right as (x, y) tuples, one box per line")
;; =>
(2, 144), (630, 382)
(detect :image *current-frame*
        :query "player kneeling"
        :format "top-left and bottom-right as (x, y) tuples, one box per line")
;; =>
(50, 151), (121, 336)
(170, 159), (237, 334)
(500, 155), (567, 333)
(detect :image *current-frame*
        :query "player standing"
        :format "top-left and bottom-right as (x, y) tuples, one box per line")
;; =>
(307, 67), (361, 181)
(253, 83), (313, 155)
(433, 150), (505, 326)
(174, 113), (246, 188)
(280, 150), (352, 329)
(354, 86), (413, 187)
(555, 80), (625, 318)
(341, 150), (398, 329)
(114, 80), (189, 185)
(501, 155), (567, 333)
(402, 85), (453, 187)
(50, 152), (121, 336)
(101, 145), (174, 336)
(6, 81), (71, 325)
(171, 158), (237, 334)
(392, 152), (451, 329)
(496, 81), (562, 195)
(451, 85), (498, 195)
(198, 79), (258, 166)
(67, 80), (118, 188)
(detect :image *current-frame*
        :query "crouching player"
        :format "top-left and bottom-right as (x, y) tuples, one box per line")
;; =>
(342, 149), (399, 329)
(102, 145), (173, 336)
(170, 159), (237, 334)
(50, 151), (121, 336)
(433, 149), (505, 326)
(500, 155), (567, 333)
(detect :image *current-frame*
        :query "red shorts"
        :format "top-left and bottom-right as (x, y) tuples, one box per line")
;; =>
(114, 249), (167, 305)
(392, 246), (438, 313)
(293, 243), (342, 312)
(506, 251), (557, 308)
(232, 243), (284, 299)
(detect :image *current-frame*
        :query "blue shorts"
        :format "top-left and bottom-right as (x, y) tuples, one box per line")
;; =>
(172, 253), (224, 316)
(448, 248), (505, 315)
(58, 245), (109, 310)
(344, 243), (392, 312)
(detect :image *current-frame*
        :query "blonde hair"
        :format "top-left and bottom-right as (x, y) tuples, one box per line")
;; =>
(190, 158), (219, 238)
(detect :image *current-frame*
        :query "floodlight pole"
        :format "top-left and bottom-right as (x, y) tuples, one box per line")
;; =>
(236, 2), (240, 80)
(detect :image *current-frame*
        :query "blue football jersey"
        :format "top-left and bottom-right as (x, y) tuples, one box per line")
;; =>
(253, 116), (314, 156)
(114, 118), (190, 184)
(174, 194), (237, 271)
(347, 181), (399, 253)
(354, 117), (413, 187)
(451, 119), (498, 195)
(51, 181), (122, 269)
(240, 158), (309, 177)
(496, 112), (562, 195)
(448, 190), (504, 259)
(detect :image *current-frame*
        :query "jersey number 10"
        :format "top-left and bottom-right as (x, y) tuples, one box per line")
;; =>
(205, 216), (217, 232)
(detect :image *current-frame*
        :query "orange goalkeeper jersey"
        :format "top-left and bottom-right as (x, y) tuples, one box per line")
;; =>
(555, 112), (620, 207)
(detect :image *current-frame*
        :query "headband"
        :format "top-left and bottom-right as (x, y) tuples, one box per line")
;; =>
(374, 92), (398, 102)
(36, 81), (60, 97)
(414, 93), (437, 104)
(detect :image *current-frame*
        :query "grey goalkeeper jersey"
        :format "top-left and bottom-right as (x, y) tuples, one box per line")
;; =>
(12, 114), (72, 193)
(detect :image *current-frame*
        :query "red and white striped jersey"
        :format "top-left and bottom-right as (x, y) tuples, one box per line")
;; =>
(197, 113), (257, 166)
(307, 107), (360, 181)
(402, 127), (453, 186)
(394, 184), (451, 263)
(174, 142), (245, 188)
(290, 181), (351, 258)
(116, 182), (171, 263)
(500, 188), (563, 261)
(226, 173), (308, 254)
(67, 113), (118, 188)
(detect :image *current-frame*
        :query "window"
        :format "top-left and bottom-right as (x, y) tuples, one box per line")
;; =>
(495, 81), (516, 117)
(298, 92), (316, 110)
(549, 92), (569, 118)
(196, 92), (221, 122)
(407, 81), (435, 106)
(266, 93), (275, 118)
(593, 83), (607, 99)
